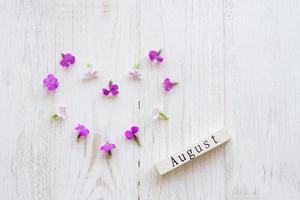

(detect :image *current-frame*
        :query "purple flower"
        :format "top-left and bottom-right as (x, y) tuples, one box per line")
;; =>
(148, 50), (164, 63)
(125, 126), (139, 139)
(60, 53), (75, 68)
(43, 74), (59, 91)
(125, 126), (141, 145)
(100, 142), (116, 156)
(102, 80), (119, 96)
(163, 78), (178, 91)
(75, 124), (90, 140)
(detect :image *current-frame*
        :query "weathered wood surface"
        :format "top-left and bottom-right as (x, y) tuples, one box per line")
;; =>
(0, 0), (299, 199)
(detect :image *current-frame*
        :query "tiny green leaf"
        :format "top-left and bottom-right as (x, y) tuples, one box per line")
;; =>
(51, 114), (58, 120)
(159, 112), (169, 120)
(133, 63), (140, 69)
(86, 63), (92, 68)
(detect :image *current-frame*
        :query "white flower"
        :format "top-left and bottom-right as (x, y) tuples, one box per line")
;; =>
(128, 70), (141, 79)
(56, 106), (67, 119)
(51, 106), (67, 120)
(82, 63), (99, 79)
(152, 107), (168, 120)
(83, 70), (99, 79)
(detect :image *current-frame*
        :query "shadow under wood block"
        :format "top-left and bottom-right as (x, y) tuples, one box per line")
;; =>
(155, 129), (231, 175)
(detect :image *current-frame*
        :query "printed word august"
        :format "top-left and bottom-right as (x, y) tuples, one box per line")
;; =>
(155, 129), (231, 175)
(170, 135), (218, 167)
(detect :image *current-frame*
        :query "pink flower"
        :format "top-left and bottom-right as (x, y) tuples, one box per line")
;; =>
(148, 49), (163, 63)
(43, 74), (59, 91)
(163, 78), (178, 91)
(100, 142), (116, 156)
(75, 124), (90, 140)
(60, 53), (75, 68)
(102, 80), (119, 96)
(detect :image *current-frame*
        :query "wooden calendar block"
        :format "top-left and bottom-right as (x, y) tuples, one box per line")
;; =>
(155, 129), (231, 175)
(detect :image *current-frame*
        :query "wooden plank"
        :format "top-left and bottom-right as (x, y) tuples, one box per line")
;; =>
(138, 0), (226, 199)
(224, 0), (300, 199)
(156, 129), (231, 175)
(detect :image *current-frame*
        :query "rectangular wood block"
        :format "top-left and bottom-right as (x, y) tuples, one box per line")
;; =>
(155, 129), (231, 175)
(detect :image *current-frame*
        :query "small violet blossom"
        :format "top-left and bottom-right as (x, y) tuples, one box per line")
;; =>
(60, 53), (75, 68)
(128, 63), (141, 79)
(153, 107), (169, 120)
(163, 78), (178, 92)
(102, 80), (119, 96)
(75, 124), (90, 140)
(125, 126), (140, 145)
(83, 63), (99, 79)
(51, 106), (67, 121)
(43, 74), (59, 91)
(99, 142), (116, 156)
(148, 49), (164, 63)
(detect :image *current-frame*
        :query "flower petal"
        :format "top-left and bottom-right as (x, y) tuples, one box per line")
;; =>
(110, 84), (119, 91)
(111, 89), (119, 96)
(148, 50), (159, 61)
(156, 56), (164, 62)
(131, 126), (139, 134)
(100, 143), (116, 152)
(129, 71), (141, 79)
(102, 88), (110, 96)
(125, 130), (134, 139)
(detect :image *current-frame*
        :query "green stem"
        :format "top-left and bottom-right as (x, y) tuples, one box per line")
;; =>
(86, 63), (92, 68)
(51, 114), (58, 120)
(159, 112), (169, 120)
(109, 80), (113, 87)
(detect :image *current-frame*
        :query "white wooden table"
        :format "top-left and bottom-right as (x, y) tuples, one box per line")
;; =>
(0, 0), (299, 199)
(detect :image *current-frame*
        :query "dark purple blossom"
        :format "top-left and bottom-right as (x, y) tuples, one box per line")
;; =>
(43, 74), (59, 91)
(100, 142), (116, 156)
(148, 50), (164, 63)
(75, 124), (90, 140)
(102, 80), (119, 96)
(163, 78), (178, 91)
(60, 53), (75, 68)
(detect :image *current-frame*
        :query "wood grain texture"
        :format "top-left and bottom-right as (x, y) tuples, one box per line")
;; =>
(0, 0), (299, 199)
